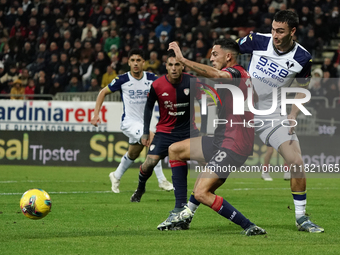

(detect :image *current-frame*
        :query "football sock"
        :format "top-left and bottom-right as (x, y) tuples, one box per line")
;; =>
(170, 160), (188, 209)
(114, 152), (134, 180)
(137, 165), (153, 191)
(292, 191), (307, 219)
(211, 195), (252, 229)
(153, 160), (166, 183)
(187, 192), (200, 213)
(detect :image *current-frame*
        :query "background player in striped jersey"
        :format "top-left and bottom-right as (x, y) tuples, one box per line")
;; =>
(130, 50), (201, 203)
(91, 49), (173, 193)
(237, 10), (323, 233)
(156, 39), (266, 236)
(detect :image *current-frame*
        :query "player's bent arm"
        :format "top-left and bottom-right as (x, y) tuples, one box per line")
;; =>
(169, 42), (231, 79)
(181, 58), (231, 79)
(91, 86), (112, 126)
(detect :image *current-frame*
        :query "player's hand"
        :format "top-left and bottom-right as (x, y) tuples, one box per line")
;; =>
(287, 114), (296, 135)
(168, 42), (184, 62)
(90, 115), (101, 127)
(141, 134), (150, 146)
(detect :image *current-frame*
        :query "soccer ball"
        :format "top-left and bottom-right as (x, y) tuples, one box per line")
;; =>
(20, 189), (52, 220)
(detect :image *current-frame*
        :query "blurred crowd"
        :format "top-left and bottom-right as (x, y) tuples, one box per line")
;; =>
(0, 0), (339, 103)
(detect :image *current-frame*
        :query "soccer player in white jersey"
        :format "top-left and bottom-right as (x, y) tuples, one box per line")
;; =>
(91, 49), (173, 193)
(238, 10), (323, 233)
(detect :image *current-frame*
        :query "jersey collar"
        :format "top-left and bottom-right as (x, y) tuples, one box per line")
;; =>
(129, 71), (144, 81)
(165, 73), (183, 86)
(272, 41), (296, 56)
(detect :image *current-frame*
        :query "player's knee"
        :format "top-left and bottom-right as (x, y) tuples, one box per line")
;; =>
(127, 152), (139, 160)
(169, 143), (182, 159)
(287, 156), (303, 167)
(142, 157), (159, 173)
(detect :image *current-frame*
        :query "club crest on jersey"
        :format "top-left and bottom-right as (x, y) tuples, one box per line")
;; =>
(184, 88), (190, 95)
(286, 61), (294, 69)
(150, 145), (155, 151)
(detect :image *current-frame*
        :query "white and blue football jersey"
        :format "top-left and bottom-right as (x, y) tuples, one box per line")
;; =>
(107, 71), (157, 125)
(238, 33), (312, 119)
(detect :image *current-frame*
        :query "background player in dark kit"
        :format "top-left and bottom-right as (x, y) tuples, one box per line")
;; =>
(130, 50), (202, 203)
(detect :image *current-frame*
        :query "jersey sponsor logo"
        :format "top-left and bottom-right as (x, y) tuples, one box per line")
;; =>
(183, 88), (189, 95)
(168, 111), (185, 116)
(128, 83), (133, 86)
(174, 103), (189, 107)
(240, 37), (247, 45)
(128, 89), (149, 99)
(255, 56), (289, 83)
(110, 76), (119, 86)
(162, 92), (169, 96)
(110, 79), (117, 86)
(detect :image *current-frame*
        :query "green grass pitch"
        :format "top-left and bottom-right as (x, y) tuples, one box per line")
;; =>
(1, 165), (339, 255)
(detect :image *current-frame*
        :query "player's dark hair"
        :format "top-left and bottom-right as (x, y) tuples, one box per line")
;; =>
(273, 10), (299, 29)
(167, 49), (176, 58)
(213, 38), (239, 54)
(128, 48), (144, 59)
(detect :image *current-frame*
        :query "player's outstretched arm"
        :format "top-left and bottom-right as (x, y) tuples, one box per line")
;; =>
(168, 42), (231, 79)
(91, 86), (111, 127)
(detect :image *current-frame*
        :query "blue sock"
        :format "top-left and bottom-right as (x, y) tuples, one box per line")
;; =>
(170, 160), (188, 209)
(211, 195), (252, 229)
(137, 165), (152, 191)
(189, 193), (200, 206)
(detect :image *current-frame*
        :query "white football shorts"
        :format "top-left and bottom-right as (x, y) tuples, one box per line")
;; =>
(121, 121), (144, 144)
(258, 124), (299, 151)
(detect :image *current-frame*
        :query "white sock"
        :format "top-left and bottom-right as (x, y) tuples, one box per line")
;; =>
(114, 152), (134, 180)
(187, 201), (199, 213)
(154, 160), (166, 183)
(294, 199), (306, 220)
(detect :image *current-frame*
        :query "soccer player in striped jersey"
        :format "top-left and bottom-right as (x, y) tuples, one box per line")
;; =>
(157, 39), (266, 235)
(129, 50), (201, 203)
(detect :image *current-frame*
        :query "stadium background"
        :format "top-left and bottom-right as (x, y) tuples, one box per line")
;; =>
(0, 0), (340, 168)
(1, 2), (340, 254)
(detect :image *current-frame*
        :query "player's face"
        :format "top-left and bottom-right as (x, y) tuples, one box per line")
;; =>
(128, 54), (144, 74)
(271, 21), (296, 51)
(210, 45), (227, 70)
(166, 57), (183, 80)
